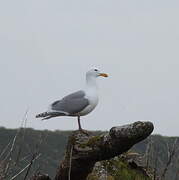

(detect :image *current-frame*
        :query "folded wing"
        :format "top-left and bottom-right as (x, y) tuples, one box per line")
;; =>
(50, 90), (89, 115)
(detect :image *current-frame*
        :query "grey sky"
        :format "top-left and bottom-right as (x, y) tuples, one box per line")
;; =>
(0, 0), (179, 136)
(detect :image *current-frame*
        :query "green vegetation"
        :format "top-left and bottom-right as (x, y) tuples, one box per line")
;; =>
(88, 157), (151, 180)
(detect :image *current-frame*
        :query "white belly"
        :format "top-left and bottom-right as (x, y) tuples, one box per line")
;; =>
(79, 94), (99, 116)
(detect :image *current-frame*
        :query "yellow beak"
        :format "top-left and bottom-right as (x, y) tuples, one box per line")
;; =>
(99, 73), (108, 77)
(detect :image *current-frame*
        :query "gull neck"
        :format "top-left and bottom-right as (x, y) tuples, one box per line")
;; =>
(85, 75), (97, 90)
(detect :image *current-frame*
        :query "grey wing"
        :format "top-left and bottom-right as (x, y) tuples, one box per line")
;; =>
(50, 90), (89, 115)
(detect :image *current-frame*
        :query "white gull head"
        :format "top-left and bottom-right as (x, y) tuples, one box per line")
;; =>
(85, 68), (108, 87)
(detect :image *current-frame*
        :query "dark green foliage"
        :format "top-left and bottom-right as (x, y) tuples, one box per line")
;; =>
(0, 127), (69, 178)
(133, 135), (179, 180)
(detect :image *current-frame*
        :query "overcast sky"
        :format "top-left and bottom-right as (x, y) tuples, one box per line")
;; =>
(0, 0), (179, 136)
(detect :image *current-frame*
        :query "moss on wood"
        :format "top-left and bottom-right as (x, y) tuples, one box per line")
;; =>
(87, 156), (151, 180)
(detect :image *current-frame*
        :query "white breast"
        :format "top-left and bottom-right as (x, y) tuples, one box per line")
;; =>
(79, 90), (99, 116)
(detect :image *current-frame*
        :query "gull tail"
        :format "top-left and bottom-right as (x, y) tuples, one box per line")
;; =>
(36, 111), (68, 120)
(36, 112), (49, 118)
(36, 112), (53, 120)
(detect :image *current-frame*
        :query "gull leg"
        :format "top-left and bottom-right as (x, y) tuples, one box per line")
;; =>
(77, 115), (89, 135)
(77, 115), (82, 130)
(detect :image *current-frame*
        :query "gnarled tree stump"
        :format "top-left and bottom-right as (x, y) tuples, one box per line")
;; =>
(55, 121), (154, 180)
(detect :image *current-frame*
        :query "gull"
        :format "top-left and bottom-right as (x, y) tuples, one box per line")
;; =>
(36, 68), (108, 131)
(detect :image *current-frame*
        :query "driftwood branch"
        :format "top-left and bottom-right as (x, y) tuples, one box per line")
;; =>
(54, 121), (154, 180)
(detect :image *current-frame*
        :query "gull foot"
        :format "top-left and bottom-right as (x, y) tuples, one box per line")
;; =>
(79, 129), (91, 136)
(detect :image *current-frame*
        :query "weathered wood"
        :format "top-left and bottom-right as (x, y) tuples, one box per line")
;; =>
(55, 121), (154, 180)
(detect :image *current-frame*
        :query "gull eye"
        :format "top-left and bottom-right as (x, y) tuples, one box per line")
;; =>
(94, 69), (98, 72)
